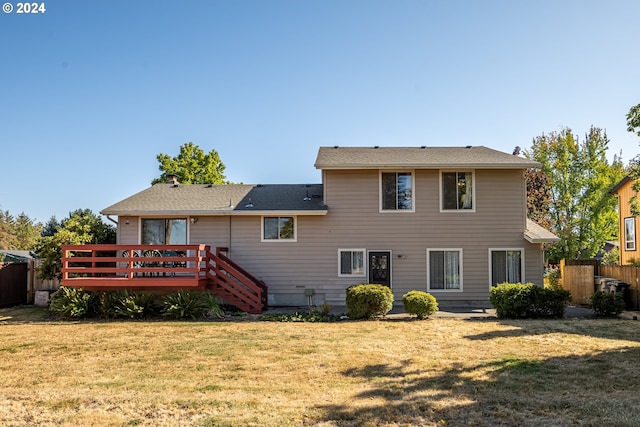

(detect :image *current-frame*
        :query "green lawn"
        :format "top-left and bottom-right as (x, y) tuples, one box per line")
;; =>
(1, 306), (639, 426)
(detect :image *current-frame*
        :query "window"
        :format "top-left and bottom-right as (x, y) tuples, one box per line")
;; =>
(490, 249), (523, 286)
(263, 216), (296, 241)
(142, 219), (187, 244)
(339, 249), (365, 276)
(381, 172), (414, 211)
(625, 218), (636, 251)
(427, 249), (462, 290)
(441, 171), (473, 210)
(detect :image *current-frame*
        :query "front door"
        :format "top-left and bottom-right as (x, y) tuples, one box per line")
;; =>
(369, 251), (391, 287)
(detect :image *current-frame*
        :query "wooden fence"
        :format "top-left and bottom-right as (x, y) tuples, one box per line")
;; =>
(560, 259), (640, 310)
(0, 262), (28, 307)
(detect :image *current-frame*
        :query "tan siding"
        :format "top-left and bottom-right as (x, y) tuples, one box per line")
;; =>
(220, 169), (538, 305)
(113, 167), (543, 306)
(118, 217), (139, 244)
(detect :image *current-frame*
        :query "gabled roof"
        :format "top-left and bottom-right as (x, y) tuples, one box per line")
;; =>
(0, 250), (37, 262)
(610, 176), (632, 194)
(524, 219), (560, 244)
(315, 146), (541, 170)
(101, 184), (326, 216)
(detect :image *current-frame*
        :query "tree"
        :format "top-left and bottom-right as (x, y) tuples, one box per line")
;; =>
(152, 142), (229, 185)
(525, 127), (626, 262)
(0, 210), (17, 250)
(13, 212), (43, 250)
(34, 209), (115, 280)
(626, 103), (640, 216)
(513, 146), (554, 229)
(524, 168), (554, 231)
(0, 210), (42, 251)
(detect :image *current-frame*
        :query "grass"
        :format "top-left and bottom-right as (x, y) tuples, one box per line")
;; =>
(1, 307), (640, 426)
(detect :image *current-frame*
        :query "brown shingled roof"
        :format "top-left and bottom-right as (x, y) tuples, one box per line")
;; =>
(101, 184), (326, 216)
(314, 146), (540, 169)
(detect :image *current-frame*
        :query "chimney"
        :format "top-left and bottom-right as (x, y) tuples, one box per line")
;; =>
(166, 174), (179, 185)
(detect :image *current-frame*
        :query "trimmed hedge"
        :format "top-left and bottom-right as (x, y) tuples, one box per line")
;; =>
(402, 290), (438, 319)
(346, 284), (394, 319)
(490, 282), (571, 319)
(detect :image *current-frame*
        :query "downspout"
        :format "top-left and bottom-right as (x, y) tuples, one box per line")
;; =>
(105, 215), (118, 226)
(228, 215), (232, 257)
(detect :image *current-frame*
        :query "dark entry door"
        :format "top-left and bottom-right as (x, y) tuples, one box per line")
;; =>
(368, 251), (391, 287)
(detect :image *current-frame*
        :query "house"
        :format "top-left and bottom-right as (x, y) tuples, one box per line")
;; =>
(611, 176), (639, 265)
(87, 145), (558, 309)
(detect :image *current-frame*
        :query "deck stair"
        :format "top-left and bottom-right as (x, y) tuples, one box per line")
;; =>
(205, 247), (268, 314)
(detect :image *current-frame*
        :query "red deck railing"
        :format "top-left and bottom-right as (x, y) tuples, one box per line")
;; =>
(61, 244), (268, 313)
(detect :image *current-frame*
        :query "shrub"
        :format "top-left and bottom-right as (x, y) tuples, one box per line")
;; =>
(544, 266), (562, 291)
(490, 283), (571, 319)
(162, 290), (222, 319)
(590, 291), (625, 317)
(402, 290), (438, 319)
(49, 286), (98, 319)
(345, 284), (394, 320)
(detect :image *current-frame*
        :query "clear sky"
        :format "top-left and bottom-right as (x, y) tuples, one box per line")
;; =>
(1, 0), (638, 224)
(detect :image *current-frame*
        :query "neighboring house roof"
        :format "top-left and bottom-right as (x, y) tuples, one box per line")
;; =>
(315, 146), (541, 170)
(524, 219), (560, 244)
(101, 183), (326, 216)
(610, 175), (632, 194)
(0, 250), (36, 262)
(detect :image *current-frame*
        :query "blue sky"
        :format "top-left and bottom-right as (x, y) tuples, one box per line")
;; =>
(1, 0), (638, 224)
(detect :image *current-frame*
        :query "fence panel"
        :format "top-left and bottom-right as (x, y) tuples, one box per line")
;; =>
(561, 264), (594, 306)
(599, 265), (640, 310)
(0, 262), (28, 307)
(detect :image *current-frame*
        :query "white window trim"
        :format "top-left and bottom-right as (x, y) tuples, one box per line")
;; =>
(439, 170), (476, 213)
(426, 248), (463, 292)
(625, 217), (636, 251)
(488, 248), (525, 287)
(261, 216), (297, 242)
(139, 217), (188, 245)
(379, 170), (416, 213)
(338, 248), (367, 277)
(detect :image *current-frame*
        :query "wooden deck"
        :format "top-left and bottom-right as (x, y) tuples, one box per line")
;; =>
(61, 244), (267, 313)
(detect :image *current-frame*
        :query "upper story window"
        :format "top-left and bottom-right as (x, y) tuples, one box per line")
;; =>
(381, 171), (414, 211)
(625, 217), (636, 251)
(263, 216), (296, 241)
(441, 171), (474, 211)
(142, 219), (187, 244)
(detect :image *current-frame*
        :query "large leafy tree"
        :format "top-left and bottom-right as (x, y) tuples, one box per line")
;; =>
(526, 127), (625, 262)
(626, 103), (640, 216)
(152, 142), (229, 185)
(34, 209), (116, 280)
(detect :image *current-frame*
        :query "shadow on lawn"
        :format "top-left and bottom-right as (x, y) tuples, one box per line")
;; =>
(464, 318), (640, 343)
(309, 347), (640, 426)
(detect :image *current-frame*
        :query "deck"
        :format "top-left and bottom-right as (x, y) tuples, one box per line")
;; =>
(61, 244), (268, 313)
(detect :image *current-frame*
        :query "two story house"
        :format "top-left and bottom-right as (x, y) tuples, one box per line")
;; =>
(611, 176), (639, 265)
(100, 146), (558, 307)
